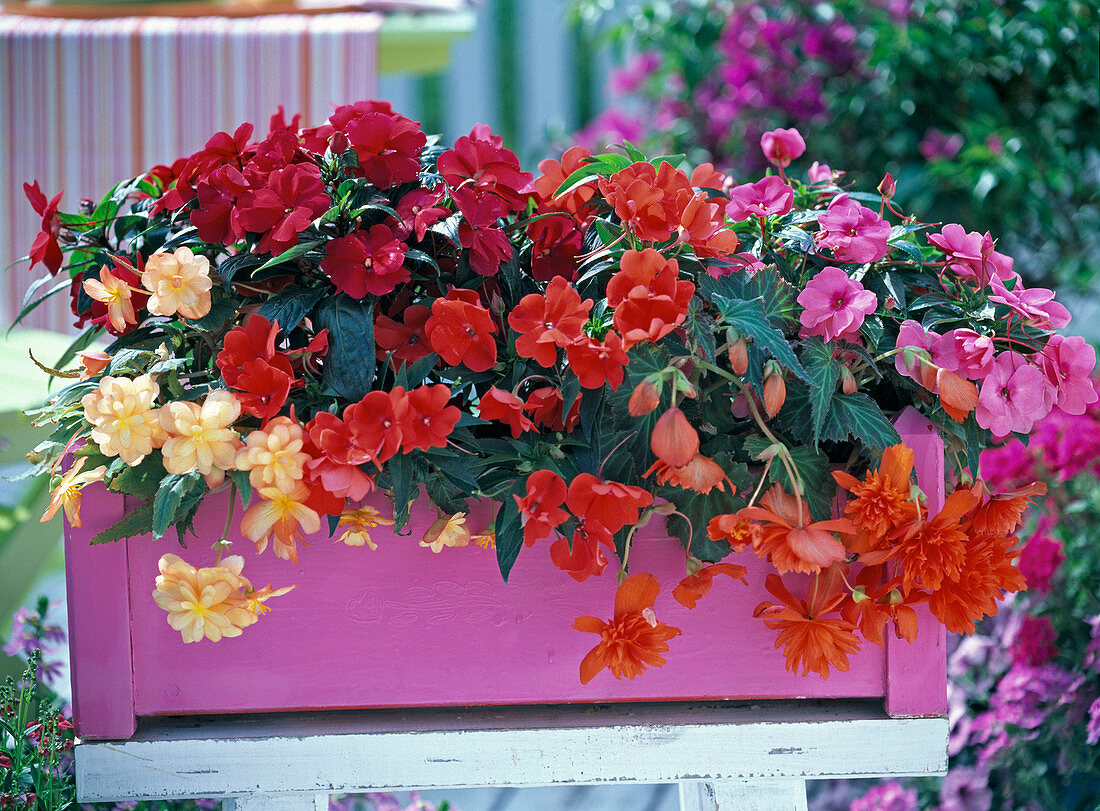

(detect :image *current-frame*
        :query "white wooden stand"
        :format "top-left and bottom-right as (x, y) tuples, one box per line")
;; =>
(76, 699), (946, 810)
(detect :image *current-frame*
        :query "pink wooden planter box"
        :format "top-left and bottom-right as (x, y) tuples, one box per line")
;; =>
(64, 408), (947, 740)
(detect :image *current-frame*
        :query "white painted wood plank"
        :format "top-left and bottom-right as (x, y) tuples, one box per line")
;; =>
(679, 780), (808, 811)
(76, 700), (946, 802)
(223, 794), (327, 810)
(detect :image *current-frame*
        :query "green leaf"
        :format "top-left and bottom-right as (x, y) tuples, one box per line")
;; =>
(824, 393), (902, 450)
(743, 437), (834, 520)
(106, 452), (166, 499)
(801, 338), (843, 444)
(660, 485), (742, 563)
(152, 472), (206, 540)
(256, 239), (325, 272)
(314, 295), (376, 401)
(185, 294), (237, 333)
(215, 252), (266, 286)
(258, 285), (328, 334)
(711, 295), (806, 381)
(91, 500), (155, 544)
(684, 296), (718, 363)
(389, 451), (417, 532)
(229, 469), (253, 508)
(404, 249), (440, 273)
(494, 480), (526, 582)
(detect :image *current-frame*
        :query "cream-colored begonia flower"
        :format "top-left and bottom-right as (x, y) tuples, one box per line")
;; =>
(235, 417), (309, 493)
(336, 506), (395, 549)
(419, 512), (471, 553)
(152, 554), (252, 643)
(239, 483), (320, 565)
(81, 374), (165, 465)
(40, 456), (107, 527)
(160, 390), (242, 485)
(141, 247), (213, 320)
(83, 265), (137, 332)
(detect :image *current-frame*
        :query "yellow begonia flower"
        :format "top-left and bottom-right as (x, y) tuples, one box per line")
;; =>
(235, 417), (309, 494)
(40, 456), (107, 528)
(336, 506), (395, 549)
(419, 512), (471, 553)
(83, 265), (137, 333)
(81, 374), (165, 465)
(239, 483), (320, 565)
(160, 390), (242, 484)
(141, 247), (213, 320)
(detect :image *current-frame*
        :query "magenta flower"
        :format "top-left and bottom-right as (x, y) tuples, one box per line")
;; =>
(919, 127), (964, 162)
(989, 277), (1071, 330)
(1041, 334), (1098, 415)
(797, 266), (877, 342)
(234, 163), (331, 255)
(321, 224), (409, 298)
(813, 194), (890, 264)
(941, 329), (996, 380)
(938, 765), (992, 811)
(1016, 525), (1064, 594)
(928, 224), (1017, 286)
(759, 127), (806, 168)
(1011, 615), (1058, 667)
(976, 352), (1050, 437)
(1088, 698), (1100, 746)
(850, 781), (919, 811)
(894, 320), (939, 387)
(807, 161), (835, 184)
(725, 176), (794, 221)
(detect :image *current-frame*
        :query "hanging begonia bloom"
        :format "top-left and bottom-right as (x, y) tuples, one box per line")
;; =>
(797, 266), (877, 343)
(83, 264), (137, 333)
(396, 384), (461, 452)
(235, 417), (310, 494)
(152, 554), (259, 643)
(628, 380), (661, 417)
(753, 570), (860, 679)
(159, 390), (243, 486)
(41, 456), (106, 528)
(740, 484), (853, 574)
(832, 444), (920, 553)
(478, 387), (536, 438)
(508, 276), (592, 367)
(320, 225), (409, 298)
(81, 374), (165, 465)
(337, 506), (395, 549)
(890, 488), (981, 594)
(840, 566), (919, 646)
(514, 469), (569, 547)
(77, 349), (111, 381)
(644, 453), (731, 495)
(240, 483), (321, 564)
(706, 512), (763, 553)
(140, 247), (213, 320)
(424, 289), (498, 372)
(760, 128), (806, 168)
(967, 481), (1047, 537)
(650, 407), (699, 468)
(574, 573), (682, 683)
(927, 532), (1026, 635)
(420, 512), (471, 553)
(673, 562), (748, 609)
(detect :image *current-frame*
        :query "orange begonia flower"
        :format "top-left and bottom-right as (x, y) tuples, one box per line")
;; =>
(839, 565), (919, 646)
(420, 512), (471, 553)
(967, 480), (1047, 537)
(889, 487), (980, 594)
(706, 512), (763, 553)
(672, 562), (748, 609)
(753, 569), (860, 679)
(927, 532), (1027, 635)
(240, 483), (321, 565)
(740, 484), (854, 574)
(644, 452), (732, 495)
(650, 407), (699, 468)
(573, 572), (681, 683)
(833, 444), (920, 553)
(935, 368), (979, 423)
(337, 506), (395, 549)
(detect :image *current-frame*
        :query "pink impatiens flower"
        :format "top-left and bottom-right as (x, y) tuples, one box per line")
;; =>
(1040, 334), (1098, 415)
(928, 224), (1016, 286)
(976, 352), (1050, 437)
(760, 127), (806, 168)
(988, 277), (1071, 330)
(725, 176), (794, 221)
(807, 161), (835, 185)
(797, 266), (877, 342)
(813, 194), (890, 264)
(941, 329), (996, 381)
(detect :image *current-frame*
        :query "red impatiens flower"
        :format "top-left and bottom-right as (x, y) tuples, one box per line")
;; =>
(478, 387), (535, 438)
(375, 304), (432, 365)
(532, 145), (596, 218)
(234, 163), (330, 255)
(566, 473), (653, 537)
(514, 469), (569, 547)
(598, 161), (692, 242)
(574, 572), (681, 683)
(550, 529), (610, 582)
(672, 562), (748, 609)
(523, 386), (580, 432)
(303, 411), (375, 501)
(158, 122), (255, 212)
(190, 165), (250, 245)
(394, 384), (460, 452)
(393, 187), (450, 242)
(754, 569), (861, 679)
(24, 181), (64, 274)
(321, 225), (409, 298)
(216, 314), (299, 421)
(232, 359), (296, 423)
(437, 126), (533, 211)
(565, 332), (630, 390)
(343, 110), (427, 189)
(676, 190), (739, 258)
(424, 289), (498, 372)
(508, 276), (593, 367)
(607, 249), (694, 347)
(344, 390), (405, 466)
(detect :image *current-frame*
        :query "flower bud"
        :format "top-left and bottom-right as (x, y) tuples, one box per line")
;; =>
(330, 131), (350, 155)
(840, 366), (858, 394)
(851, 585), (869, 603)
(763, 362), (786, 419)
(885, 588), (904, 606)
(877, 172), (896, 200)
(650, 406), (699, 468)
(628, 379), (661, 417)
(728, 338), (749, 376)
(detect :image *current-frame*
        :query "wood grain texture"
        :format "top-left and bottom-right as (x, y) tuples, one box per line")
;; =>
(74, 700), (947, 802)
(680, 780), (808, 811)
(222, 794), (327, 810)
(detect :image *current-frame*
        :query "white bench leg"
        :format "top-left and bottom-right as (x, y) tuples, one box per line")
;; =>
(680, 780), (808, 811)
(223, 793), (328, 810)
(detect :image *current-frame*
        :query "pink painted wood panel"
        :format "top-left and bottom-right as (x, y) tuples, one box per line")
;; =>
(65, 410), (947, 739)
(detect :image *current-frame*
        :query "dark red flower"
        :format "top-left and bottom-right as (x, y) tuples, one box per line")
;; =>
(424, 289), (498, 372)
(550, 529), (609, 582)
(529, 218), (584, 283)
(321, 225), (409, 298)
(514, 469), (569, 546)
(566, 473), (653, 536)
(234, 163), (330, 255)
(232, 358), (295, 422)
(437, 127), (533, 211)
(190, 165), (249, 244)
(158, 122), (254, 211)
(343, 110), (427, 189)
(524, 386), (580, 432)
(479, 387), (536, 438)
(375, 304), (433, 365)
(394, 187), (450, 242)
(23, 181), (64, 274)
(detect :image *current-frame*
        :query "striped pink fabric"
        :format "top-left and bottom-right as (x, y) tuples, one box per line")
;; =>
(0, 12), (382, 331)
